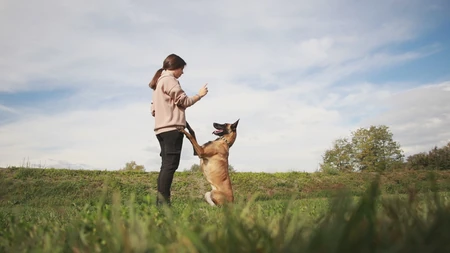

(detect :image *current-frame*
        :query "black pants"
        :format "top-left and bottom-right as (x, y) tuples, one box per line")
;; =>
(156, 130), (184, 205)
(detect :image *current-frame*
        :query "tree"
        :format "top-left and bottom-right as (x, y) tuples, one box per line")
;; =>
(189, 163), (201, 173)
(405, 152), (429, 170)
(427, 142), (450, 170)
(228, 164), (237, 173)
(406, 142), (450, 170)
(351, 125), (404, 171)
(120, 161), (145, 172)
(320, 125), (404, 172)
(321, 138), (354, 172)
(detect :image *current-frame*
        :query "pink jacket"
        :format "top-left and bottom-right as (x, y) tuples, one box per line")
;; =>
(151, 70), (201, 134)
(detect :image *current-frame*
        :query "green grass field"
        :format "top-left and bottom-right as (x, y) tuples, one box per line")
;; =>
(1, 167), (450, 252)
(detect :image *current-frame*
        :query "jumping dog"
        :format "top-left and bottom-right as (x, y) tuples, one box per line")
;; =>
(179, 119), (239, 206)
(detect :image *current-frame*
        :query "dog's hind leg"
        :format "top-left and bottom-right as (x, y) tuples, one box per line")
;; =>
(204, 192), (216, 206)
(209, 190), (233, 206)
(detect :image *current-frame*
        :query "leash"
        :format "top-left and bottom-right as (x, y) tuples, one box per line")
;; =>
(185, 121), (198, 156)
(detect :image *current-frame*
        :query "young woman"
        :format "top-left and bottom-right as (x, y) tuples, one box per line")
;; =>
(149, 53), (208, 205)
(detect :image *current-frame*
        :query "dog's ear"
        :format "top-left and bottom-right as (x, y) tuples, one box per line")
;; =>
(231, 119), (239, 131)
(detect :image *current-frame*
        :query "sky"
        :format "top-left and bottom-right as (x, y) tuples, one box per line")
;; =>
(1, 0), (449, 172)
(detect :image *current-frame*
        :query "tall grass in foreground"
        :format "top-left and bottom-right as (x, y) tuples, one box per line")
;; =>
(1, 178), (450, 253)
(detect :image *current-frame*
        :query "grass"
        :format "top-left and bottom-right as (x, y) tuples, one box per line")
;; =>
(1, 167), (450, 252)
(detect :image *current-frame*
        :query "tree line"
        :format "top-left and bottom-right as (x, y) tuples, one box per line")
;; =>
(119, 161), (237, 173)
(120, 125), (448, 173)
(320, 125), (450, 172)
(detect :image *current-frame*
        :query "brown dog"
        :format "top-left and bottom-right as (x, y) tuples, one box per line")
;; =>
(178, 119), (239, 206)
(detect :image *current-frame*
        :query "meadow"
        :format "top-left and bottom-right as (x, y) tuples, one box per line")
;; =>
(1, 167), (450, 252)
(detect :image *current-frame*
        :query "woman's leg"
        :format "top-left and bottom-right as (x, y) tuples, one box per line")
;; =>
(156, 130), (184, 205)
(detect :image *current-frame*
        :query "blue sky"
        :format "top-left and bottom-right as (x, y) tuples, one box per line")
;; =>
(1, 0), (449, 172)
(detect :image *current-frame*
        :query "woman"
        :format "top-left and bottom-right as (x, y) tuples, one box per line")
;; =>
(149, 53), (208, 205)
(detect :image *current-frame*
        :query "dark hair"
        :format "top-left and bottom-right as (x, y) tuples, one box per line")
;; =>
(149, 54), (187, 90)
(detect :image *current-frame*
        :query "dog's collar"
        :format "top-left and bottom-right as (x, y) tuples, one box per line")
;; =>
(219, 136), (232, 147)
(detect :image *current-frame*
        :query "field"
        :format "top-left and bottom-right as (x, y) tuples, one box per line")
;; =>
(1, 167), (450, 252)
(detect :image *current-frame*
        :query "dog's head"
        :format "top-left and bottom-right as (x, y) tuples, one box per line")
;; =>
(212, 119), (239, 136)
(212, 119), (239, 147)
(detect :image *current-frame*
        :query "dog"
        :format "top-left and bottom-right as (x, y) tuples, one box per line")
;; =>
(178, 119), (239, 206)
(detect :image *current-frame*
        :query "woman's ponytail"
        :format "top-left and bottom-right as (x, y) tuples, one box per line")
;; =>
(149, 68), (164, 90)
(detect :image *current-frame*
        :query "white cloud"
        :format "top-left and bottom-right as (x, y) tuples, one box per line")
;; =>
(363, 82), (450, 156)
(0, 102), (155, 170)
(1, 0), (442, 91)
(0, 0), (449, 172)
(0, 104), (18, 114)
